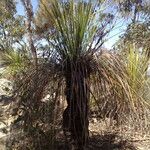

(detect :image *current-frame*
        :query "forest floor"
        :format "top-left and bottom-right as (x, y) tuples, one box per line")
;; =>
(0, 90), (149, 150)
(0, 103), (150, 150)
(54, 118), (150, 150)
(0, 96), (150, 150)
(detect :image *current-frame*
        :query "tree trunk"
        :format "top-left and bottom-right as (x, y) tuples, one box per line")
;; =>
(63, 64), (89, 150)
(21, 0), (37, 67)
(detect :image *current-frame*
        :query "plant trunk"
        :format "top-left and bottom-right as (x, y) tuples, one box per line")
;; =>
(21, 0), (37, 67)
(63, 64), (89, 150)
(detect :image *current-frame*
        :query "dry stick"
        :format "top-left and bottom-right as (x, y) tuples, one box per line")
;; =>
(128, 138), (150, 142)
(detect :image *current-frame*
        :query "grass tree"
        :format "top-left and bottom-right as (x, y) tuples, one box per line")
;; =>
(121, 45), (150, 117)
(32, 0), (134, 149)
(0, 50), (29, 78)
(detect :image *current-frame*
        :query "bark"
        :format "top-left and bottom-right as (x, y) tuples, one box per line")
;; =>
(21, 0), (37, 67)
(63, 63), (89, 150)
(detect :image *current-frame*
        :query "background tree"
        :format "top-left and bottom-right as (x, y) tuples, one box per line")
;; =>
(21, 0), (38, 67)
(115, 0), (150, 56)
(0, 0), (30, 78)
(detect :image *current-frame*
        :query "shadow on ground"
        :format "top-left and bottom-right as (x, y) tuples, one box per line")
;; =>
(88, 132), (137, 150)
(54, 132), (137, 150)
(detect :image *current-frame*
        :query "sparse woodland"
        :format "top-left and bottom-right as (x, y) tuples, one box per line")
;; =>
(0, 0), (150, 150)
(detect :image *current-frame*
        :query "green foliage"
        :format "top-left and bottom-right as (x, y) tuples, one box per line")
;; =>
(36, 0), (114, 60)
(121, 45), (150, 104)
(0, 50), (29, 77)
(115, 0), (150, 55)
(120, 22), (150, 56)
(0, 0), (25, 51)
(0, 0), (29, 78)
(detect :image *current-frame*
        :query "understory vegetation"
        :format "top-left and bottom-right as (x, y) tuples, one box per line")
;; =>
(0, 0), (150, 150)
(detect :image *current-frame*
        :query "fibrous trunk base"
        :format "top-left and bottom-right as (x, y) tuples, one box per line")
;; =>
(63, 68), (89, 150)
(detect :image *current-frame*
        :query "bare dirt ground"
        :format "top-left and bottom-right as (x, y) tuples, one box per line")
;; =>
(88, 119), (150, 150)
(0, 95), (149, 150)
(0, 96), (150, 150)
(0, 99), (150, 150)
(53, 118), (150, 150)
